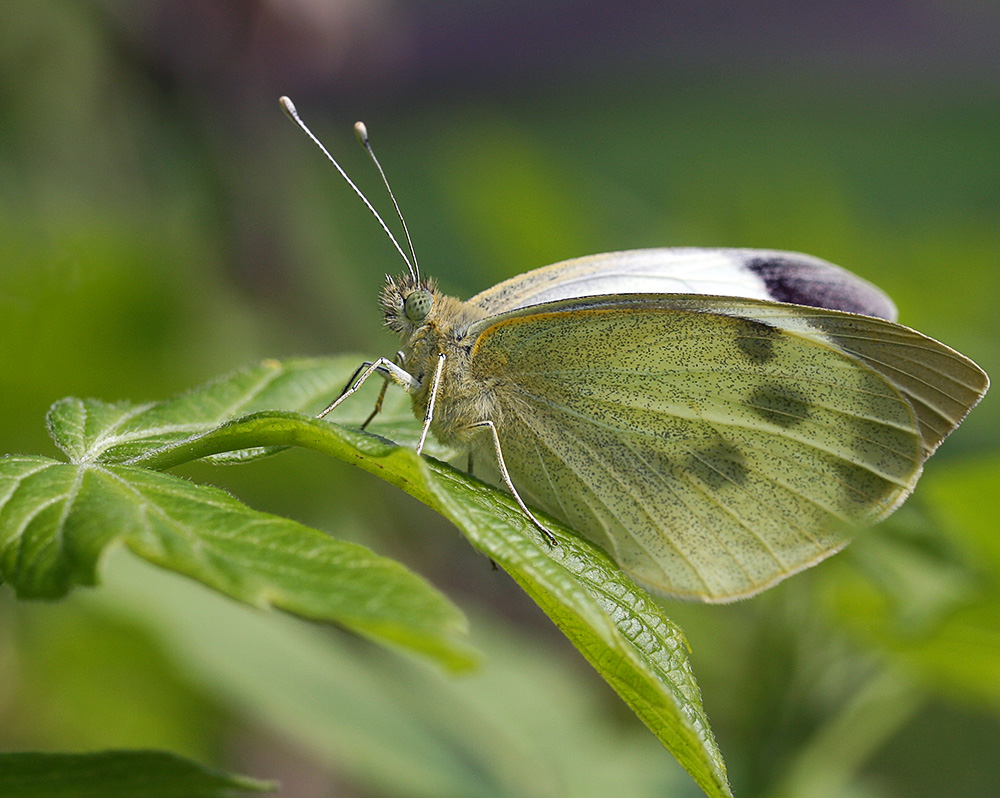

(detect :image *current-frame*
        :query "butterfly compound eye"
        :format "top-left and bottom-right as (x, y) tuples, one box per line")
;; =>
(404, 289), (433, 323)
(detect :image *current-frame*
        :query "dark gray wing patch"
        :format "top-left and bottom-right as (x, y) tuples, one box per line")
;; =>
(744, 254), (897, 321)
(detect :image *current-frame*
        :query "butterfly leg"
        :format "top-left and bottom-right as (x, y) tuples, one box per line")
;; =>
(468, 419), (558, 547)
(318, 357), (418, 419)
(416, 353), (446, 454)
(361, 350), (405, 430)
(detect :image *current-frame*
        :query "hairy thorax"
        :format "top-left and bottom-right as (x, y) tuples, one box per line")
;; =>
(397, 292), (502, 449)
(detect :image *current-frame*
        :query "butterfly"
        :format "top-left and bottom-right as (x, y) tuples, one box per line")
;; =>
(281, 99), (989, 602)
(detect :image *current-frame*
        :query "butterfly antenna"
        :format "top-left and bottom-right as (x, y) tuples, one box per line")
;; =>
(279, 96), (415, 279)
(353, 121), (420, 281)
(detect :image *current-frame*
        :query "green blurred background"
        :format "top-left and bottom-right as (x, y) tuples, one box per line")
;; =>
(1, 2), (998, 796)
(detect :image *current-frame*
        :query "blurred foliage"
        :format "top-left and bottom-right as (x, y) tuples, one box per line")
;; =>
(0, 750), (275, 797)
(1, 1), (998, 796)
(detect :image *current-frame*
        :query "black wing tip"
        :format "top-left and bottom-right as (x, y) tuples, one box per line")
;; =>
(742, 252), (898, 321)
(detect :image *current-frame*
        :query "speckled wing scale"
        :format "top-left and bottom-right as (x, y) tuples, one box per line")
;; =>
(454, 249), (988, 601)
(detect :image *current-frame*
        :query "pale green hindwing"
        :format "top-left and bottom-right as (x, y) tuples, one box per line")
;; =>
(465, 295), (988, 602)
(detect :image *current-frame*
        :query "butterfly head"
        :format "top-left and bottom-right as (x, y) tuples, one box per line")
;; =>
(380, 273), (439, 337)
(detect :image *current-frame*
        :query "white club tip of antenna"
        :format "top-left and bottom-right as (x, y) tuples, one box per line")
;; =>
(354, 121), (369, 145)
(279, 96), (298, 119)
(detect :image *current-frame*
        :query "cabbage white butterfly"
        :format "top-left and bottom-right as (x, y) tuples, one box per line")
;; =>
(281, 98), (989, 602)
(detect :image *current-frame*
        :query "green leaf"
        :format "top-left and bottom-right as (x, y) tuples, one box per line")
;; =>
(0, 750), (274, 797)
(0, 453), (473, 670)
(3, 357), (729, 796)
(0, 361), (476, 672)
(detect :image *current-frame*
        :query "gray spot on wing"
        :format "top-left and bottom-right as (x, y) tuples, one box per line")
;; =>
(831, 458), (897, 510)
(685, 441), (748, 489)
(731, 316), (780, 363)
(748, 384), (812, 428)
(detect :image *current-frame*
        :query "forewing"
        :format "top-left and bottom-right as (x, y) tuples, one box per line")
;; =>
(467, 295), (985, 601)
(469, 248), (898, 321)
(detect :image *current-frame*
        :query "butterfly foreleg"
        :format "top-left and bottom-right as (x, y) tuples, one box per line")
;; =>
(318, 356), (419, 420)
(361, 350), (406, 429)
(467, 418), (558, 547)
(417, 353), (446, 454)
